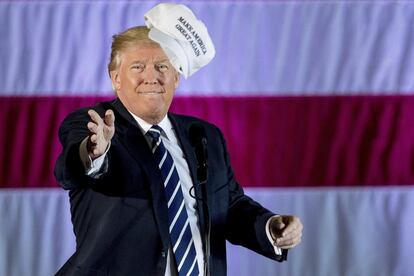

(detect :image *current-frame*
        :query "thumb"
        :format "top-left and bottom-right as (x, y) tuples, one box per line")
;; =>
(104, 109), (115, 127)
(271, 216), (286, 230)
(270, 216), (286, 239)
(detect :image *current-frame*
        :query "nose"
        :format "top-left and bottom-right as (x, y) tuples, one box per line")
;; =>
(143, 66), (159, 85)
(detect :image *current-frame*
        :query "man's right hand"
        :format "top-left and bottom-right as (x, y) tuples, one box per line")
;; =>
(86, 109), (115, 160)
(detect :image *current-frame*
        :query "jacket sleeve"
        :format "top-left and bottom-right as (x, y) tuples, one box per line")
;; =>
(215, 126), (288, 262)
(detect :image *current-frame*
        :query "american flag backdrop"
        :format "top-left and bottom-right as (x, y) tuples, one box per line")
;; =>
(1, 1), (414, 275)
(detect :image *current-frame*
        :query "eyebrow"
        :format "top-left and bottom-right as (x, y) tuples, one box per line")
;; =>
(155, 59), (170, 63)
(130, 60), (147, 64)
(129, 59), (170, 64)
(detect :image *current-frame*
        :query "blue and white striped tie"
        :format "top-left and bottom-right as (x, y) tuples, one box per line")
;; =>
(147, 125), (199, 276)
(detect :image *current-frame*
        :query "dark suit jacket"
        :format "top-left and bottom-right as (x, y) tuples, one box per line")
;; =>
(54, 99), (286, 276)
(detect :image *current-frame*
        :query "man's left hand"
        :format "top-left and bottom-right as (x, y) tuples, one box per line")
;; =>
(269, 215), (303, 249)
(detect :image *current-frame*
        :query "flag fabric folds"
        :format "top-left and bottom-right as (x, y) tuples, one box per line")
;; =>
(1, 1), (414, 276)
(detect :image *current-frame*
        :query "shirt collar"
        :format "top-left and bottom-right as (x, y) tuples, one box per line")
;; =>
(127, 111), (173, 139)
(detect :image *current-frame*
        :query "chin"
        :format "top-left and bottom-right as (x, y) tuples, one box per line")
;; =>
(141, 108), (167, 123)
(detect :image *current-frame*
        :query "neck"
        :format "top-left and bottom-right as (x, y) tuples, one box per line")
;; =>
(140, 114), (165, 125)
(128, 110), (167, 126)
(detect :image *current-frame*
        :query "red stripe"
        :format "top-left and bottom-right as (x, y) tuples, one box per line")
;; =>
(1, 95), (414, 188)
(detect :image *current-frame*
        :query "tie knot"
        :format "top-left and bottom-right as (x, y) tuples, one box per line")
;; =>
(147, 125), (162, 141)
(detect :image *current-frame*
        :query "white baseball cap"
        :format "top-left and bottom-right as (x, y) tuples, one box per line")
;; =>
(144, 3), (215, 78)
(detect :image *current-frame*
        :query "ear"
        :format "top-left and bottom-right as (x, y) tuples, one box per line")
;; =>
(110, 70), (121, 93)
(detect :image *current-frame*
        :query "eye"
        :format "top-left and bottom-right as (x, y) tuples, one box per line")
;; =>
(131, 63), (145, 72)
(156, 63), (169, 72)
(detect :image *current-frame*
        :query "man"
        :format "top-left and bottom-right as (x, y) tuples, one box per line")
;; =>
(55, 4), (302, 276)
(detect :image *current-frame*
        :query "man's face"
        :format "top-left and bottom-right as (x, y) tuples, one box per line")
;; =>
(111, 43), (179, 124)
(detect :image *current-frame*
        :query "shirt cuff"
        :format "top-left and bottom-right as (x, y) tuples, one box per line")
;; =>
(79, 137), (110, 176)
(265, 215), (282, 256)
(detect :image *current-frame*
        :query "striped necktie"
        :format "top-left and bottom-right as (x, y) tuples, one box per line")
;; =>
(147, 125), (199, 276)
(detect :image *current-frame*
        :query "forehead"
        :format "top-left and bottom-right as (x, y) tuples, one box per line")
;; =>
(120, 42), (169, 64)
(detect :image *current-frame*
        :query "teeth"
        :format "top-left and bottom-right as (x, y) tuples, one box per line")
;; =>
(139, 91), (161, 94)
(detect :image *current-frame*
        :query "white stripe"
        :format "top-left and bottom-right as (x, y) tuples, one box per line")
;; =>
(168, 181), (181, 207)
(152, 139), (161, 154)
(178, 239), (194, 271)
(159, 151), (168, 168)
(4, 3), (414, 95)
(186, 257), (198, 276)
(149, 128), (161, 135)
(163, 164), (175, 188)
(169, 200), (185, 232)
(173, 219), (190, 252)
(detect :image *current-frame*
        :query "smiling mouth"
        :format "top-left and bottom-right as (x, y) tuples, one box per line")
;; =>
(138, 91), (165, 95)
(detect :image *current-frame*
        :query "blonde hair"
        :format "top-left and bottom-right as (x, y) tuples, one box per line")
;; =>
(108, 26), (158, 74)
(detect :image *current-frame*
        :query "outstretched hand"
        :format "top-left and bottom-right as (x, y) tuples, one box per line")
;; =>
(86, 109), (115, 160)
(269, 215), (303, 249)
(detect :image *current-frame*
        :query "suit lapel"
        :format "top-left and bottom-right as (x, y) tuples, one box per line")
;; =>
(169, 114), (208, 241)
(108, 99), (171, 250)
